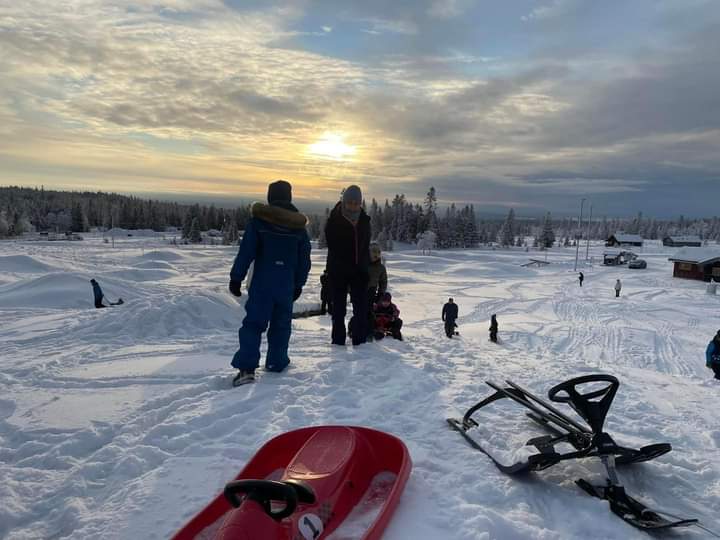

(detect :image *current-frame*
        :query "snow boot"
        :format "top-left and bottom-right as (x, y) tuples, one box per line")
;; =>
(232, 369), (256, 387)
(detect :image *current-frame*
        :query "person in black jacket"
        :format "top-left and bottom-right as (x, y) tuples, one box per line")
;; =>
(442, 298), (459, 338)
(325, 185), (371, 346)
(489, 314), (499, 343)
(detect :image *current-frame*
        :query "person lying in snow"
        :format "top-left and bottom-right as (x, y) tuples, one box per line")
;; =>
(372, 292), (403, 341)
(706, 329), (720, 380)
(90, 279), (123, 308)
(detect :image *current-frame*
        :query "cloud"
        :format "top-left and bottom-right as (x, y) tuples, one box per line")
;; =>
(1, 1), (719, 217)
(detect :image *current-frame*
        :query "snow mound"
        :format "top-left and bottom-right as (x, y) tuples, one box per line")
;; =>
(137, 250), (186, 262)
(0, 254), (56, 273)
(78, 291), (240, 339)
(103, 268), (180, 282)
(0, 273), (114, 309)
(132, 260), (178, 271)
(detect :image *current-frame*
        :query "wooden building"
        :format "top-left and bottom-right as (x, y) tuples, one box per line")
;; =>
(668, 248), (720, 282)
(606, 233), (643, 247)
(662, 235), (702, 247)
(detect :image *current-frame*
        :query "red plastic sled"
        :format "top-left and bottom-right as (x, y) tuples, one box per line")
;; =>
(172, 426), (412, 540)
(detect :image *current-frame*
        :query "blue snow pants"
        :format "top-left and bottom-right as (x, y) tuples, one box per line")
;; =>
(231, 288), (293, 372)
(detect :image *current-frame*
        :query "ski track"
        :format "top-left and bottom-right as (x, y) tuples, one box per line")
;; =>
(1, 238), (719, 539)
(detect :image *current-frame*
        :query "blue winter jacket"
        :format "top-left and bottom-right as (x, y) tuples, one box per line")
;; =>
(91, 281), (104, 303)
(230, 203), (311, 295)
(706, 339), (720, 367)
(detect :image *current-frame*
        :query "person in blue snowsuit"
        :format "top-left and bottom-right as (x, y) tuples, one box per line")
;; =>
(90, 279), (106, 308)
(228, 180), (311, 386)
(706, 330), (720, 380)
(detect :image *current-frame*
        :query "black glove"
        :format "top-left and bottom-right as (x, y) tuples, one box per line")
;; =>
(293, 287), (302, 301)
(229, 280), (242, 297)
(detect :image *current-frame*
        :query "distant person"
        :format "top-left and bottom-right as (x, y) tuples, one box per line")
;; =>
(706, 330), (720, 380)
(442, 298), (459, 338)
(578, 272), (584, 287)
(91, 279), (106, 308)
(614, 278), (622, 298)
(90, 278), (123, 308)
(489, 314), (498, 343)
(320, 269), (332, 315)
(325, 185), (371, 346)
(228, 180), (311, 386)
(372, 292), (403, 341)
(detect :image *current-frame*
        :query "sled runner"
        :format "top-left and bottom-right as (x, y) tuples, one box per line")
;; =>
(172, 426), (412, 540)
(291, 308), (324, 319)
(448, 374), (702, 532)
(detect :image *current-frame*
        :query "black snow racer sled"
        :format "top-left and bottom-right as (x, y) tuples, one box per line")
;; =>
(448, 374), (700, 532)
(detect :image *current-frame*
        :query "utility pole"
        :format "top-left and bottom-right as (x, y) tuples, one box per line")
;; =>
(585, 204), (593, 260)
(573, 198), (585, 272)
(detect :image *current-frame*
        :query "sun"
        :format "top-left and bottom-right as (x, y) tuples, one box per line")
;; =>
(308, 132), (356, 161)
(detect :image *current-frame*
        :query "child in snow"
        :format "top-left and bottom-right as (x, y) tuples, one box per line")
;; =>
(90, 279), (123, 308)
(614, 278), (622, 298)
(91, 278), (106, 308)
(489, 314), (498, 343)
(228, 180), (312, 386)
(324, 185), (371, 346)
(578, 272), (584, 287)
(373, 292), (403, 341)
(442, 298), (459, 338)
(706, 330), (720, 380)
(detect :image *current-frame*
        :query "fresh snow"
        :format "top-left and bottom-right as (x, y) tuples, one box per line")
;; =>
(1, 236), (719, 539)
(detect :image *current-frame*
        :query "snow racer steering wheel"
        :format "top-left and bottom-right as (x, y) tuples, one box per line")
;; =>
(224, 480), (300, 520)
(547, 374), (619, 433)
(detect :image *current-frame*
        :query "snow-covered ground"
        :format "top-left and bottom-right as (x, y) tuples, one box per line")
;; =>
(1, 236), (719, 539)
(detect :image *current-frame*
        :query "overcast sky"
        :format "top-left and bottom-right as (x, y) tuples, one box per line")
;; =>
(1, 0), (719, 217)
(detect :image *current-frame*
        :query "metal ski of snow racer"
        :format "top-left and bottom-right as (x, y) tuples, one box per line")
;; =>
(447, 374), (699, 531)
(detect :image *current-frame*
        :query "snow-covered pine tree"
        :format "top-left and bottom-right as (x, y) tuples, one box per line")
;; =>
(189, 217), (202, 243)
(539, 212), (555, 248)
(71, 202), (86, 232)
(424, 186), (438, 233)
(370, 199), (381, 239)
(417, 230), (437, 254)
(499, 208), (516, 247)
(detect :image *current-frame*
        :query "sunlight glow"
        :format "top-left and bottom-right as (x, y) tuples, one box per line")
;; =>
(308, 132), (357, 161)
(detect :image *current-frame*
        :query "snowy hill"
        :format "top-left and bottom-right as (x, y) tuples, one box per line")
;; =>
(1, 236), (719, 539)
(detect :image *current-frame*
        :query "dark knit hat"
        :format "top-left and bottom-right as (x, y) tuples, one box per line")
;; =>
(267, 180), (292, 205)
(342, 185), (362, 204)
(381, 292), (392, 301)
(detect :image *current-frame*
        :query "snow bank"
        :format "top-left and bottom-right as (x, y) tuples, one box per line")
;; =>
(0, 273), (114, 309)
(1, 240), (719, 540)
(136, 249), (187, 262)
(0, 254), (56, 273)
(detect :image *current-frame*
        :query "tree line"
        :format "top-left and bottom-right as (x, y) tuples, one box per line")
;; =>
(2, 186), (719, 247)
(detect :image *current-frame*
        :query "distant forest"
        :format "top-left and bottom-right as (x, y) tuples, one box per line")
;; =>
(1, 186), (719, 248)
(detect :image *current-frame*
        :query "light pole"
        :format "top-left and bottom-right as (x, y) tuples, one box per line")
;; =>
(585, 204), (593, 260)
(573, 198), (585, 272)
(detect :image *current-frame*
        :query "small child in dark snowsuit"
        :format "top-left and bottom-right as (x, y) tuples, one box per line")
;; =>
(90, 279), (123, 308)
(91, 279), (106, 308)
(373, 292), (403, 341)
(442, 298), (459, 338)
(489, 314), (498, 343)
(578, 272), (584, 287)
